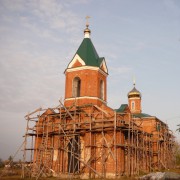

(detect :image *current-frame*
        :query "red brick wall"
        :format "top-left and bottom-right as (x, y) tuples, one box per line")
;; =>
(64, 68), (107, 107)
(128, 98), (141, 113)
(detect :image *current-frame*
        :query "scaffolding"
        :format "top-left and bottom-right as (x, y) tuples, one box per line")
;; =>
(22, 102), (175, 179)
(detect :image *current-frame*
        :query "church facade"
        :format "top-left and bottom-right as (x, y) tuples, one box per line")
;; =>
(23, 23), (175, 179)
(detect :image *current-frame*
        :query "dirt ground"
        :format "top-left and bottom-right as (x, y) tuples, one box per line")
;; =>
(0, 168), (180, 180)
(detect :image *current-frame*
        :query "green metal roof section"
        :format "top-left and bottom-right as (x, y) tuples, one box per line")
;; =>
(115, 104), (128, 113)
(132, 113), (152, 118)
(75, 38), (103, 67)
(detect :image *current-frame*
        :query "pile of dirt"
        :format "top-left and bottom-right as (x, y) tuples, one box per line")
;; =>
(140, 171), (180, 180)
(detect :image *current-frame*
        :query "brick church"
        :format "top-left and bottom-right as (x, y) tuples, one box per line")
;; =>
(23, 22), (175, 179)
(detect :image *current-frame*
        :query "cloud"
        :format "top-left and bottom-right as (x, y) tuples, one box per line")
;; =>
(0, 0), (86, 117)
(0, 47), (66, 113)
(0, 0), (83, 42)
(0, 33), (77, 104)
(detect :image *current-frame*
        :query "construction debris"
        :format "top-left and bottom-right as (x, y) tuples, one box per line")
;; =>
(140, 171), (180, 180)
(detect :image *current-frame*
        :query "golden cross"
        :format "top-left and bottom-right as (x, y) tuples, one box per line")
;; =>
(133, 76), (136, 86)
(86, 16), (90, 26)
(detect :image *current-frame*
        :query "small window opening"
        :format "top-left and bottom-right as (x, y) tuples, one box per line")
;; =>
(100, 80), (104, 100)
(131, 101), (135, 110)
(73, 77), (81, 97)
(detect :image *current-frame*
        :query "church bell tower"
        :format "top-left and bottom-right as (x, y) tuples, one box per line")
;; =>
(64, 19), (108, 107)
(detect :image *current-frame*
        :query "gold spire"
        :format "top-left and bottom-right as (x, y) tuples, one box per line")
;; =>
(133, 76), (136, 87)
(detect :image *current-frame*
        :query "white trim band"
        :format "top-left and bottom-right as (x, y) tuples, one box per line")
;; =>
(65, 66), (108, 77)
(64, 96), (107, 104)
(129, 97), (141, 100)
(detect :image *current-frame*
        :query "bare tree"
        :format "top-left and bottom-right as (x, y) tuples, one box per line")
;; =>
(177, 124), (180, 133)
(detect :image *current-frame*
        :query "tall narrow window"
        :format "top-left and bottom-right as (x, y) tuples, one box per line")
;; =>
(73, 77), (81, 97)
(68, 136), (80, 173)
(131, 101), (135, 110)
(100, 80), (104, 100)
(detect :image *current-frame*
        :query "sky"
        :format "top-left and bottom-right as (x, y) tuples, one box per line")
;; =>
(0, 0), (180, 160)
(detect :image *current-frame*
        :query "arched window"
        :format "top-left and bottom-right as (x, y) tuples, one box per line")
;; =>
(73, 77), (81, 97)
(100, 80), (104, 100)
(131, 101), (135, 110)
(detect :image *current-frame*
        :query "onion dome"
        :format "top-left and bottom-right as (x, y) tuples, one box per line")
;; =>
(128, 86), (141, 98)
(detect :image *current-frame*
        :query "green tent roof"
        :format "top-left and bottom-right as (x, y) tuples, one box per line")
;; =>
(75, 38), (103, 67)
(115, 104), (128, 113)
(115, 104), (152, 117)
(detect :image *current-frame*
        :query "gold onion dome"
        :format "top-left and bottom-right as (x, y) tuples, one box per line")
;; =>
(128, 86), (141, 98)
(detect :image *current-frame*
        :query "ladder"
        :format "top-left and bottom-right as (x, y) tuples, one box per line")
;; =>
(32, 118), (53, 179)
